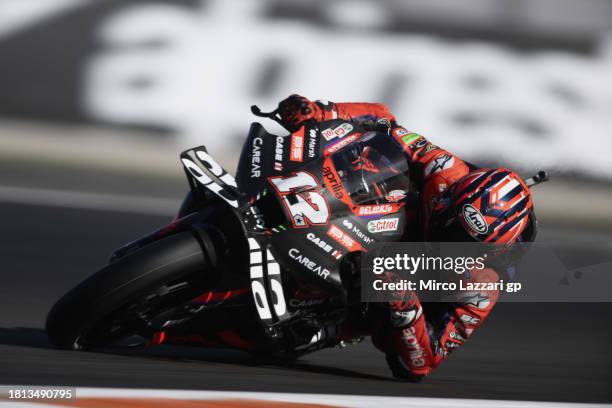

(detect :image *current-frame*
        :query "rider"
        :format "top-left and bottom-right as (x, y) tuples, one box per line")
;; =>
(276, 94), (536, 381)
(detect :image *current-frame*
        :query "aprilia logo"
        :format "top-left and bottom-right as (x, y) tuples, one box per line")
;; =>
(322, 166), (344, 200)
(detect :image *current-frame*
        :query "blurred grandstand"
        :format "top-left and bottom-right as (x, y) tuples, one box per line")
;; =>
(0, 0), (611, 183)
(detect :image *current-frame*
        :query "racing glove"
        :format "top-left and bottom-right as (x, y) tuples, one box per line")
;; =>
(278, 94), (398, 132)
(278, 94), (325, 131)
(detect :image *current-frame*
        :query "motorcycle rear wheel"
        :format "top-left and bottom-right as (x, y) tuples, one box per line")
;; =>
(46, 231), (214, 350)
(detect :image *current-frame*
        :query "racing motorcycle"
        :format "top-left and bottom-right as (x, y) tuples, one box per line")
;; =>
(46, 106), (549, 357)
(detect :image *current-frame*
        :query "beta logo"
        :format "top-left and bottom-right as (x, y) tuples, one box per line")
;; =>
(321, 123), (353, 141)
(462, 204), (488, 234)
(367, 217), (399, 233)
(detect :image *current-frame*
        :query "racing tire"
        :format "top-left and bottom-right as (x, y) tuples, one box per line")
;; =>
(46, 231), (213, 350)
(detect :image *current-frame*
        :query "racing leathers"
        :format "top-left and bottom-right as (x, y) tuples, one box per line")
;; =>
(278, 94), (501, 381)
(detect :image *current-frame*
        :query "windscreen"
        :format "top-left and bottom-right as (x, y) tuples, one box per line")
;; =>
(330, 131), (412, 206)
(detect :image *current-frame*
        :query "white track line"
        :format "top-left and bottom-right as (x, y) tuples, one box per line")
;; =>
(2, 387), (608, 408)
(0, 185), (180, 216)
(74, 388), (611, 407)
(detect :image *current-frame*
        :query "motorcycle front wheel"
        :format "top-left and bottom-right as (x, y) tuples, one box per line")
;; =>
(46, 231), (214, 350)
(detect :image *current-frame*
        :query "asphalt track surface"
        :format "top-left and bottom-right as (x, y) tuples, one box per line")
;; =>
(1, 197), (612, 404)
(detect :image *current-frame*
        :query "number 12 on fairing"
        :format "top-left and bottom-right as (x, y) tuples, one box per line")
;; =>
(268, 172), (330, 228)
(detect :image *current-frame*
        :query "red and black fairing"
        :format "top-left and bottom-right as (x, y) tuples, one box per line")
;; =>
(235, 120), (417, 326)
(116, 119), (419, 353)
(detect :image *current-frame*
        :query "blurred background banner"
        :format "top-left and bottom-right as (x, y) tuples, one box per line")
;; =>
(1, 0), (612, 179)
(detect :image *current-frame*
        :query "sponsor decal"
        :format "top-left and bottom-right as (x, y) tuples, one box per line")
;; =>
(367, 217), (399, 233)
(424, 154), (454, 176)
(325, 133), (360, 154)
(289, 298), (326, 307)
(250, 137), (263, 178)
(459, 292), (491, 309)
(409, 137), (428, 150)
(307, 129), (318, 158)
(459, 314), (481, 325)
(321, 123), (353, 141)
(418, 142), (439, 157)
(274, 136), (285, 171)
(322, 165), (344, 200)
(400, 326), (426, 367)
(462, 204), (488, 234)
(288, 248), (331, 279)
(391, 305), (422, 327)
(401, 133), (422, 144)
(181, 149), (239, 208)
(394, 128), (408, 137)
(290, 132), (304, 162)
(269, 172), (330, 228)
(376, 118), (391, 128)
(445, 340), (460, 350)
(248, 238), (287, 321)
(449, 331), (467, 343)
(357, 204), (394, 216)
(393, 128), (422, 145)
(327, 225), (364, 252)
(385, 189), (406, 203)
(306, 232), (343, 259)
(341, 219), (373, 245)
